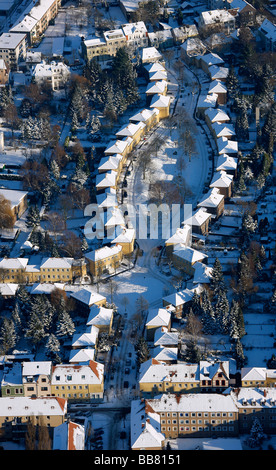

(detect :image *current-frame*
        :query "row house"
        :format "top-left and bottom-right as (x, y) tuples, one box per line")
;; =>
(197, 187), (225, 219)
(1, 360), (104, 402)
(182, 207), (212, 236)
(139, 359), (200, 397)
(0, 396), (67, 439)
(241, 367), (276, 388)
(209, 170), (234, 198)
(0, 256), (87, 284)
(139, 359), (233, 398)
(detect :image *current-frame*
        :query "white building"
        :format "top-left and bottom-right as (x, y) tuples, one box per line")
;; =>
(122, 21), (148, 50)
(31, 60), (70, 90)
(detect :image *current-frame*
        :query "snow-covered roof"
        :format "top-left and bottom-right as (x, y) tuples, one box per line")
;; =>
(149, 70), (167, 81)
(181, 37), (206, 56)
(70, 288), (106, 306)
(146, 308), (171, 327)
(205, 107), (230, 123)
(241, 367), (267, 381)
(111, 227), (135, 244)
(0, 258), (28, 270)
(208, 65), (229, 81)
(258, 18), (276, 41)
(210, 170), (234, 188)
(197, 187), (224, 208)
(197, 93), (218, 109)
(85, 245), (122, 262)
(199, 9), (235, 26)
(154, 327), (179, 347)
(150, 93), (171, 109)
(216, 154), (238, 171)
(22, 361), (52, 378)
(146, 80), (167, 95)
(141, 46), (162, 62)
(144, 61), (166, 73)
(173, 244), (208, 264)
(116, 121), (145, 137)
(165, 225), (191, 245)
(183, 207), (212, 227)
(69, 348), (95, 363)
(0, 396), (67, 417)
(208, 79), (227, 94)
(231, 387), (276, 408)
(152, 346), (178, 362)
(193, 262), (213, 284)
(0, 32), (26, 48)
(52, 361), (104, 385)
(130, 107), (159, 123)
(212, 122), (236, 138)
(98, 155), (123, 172)
(40, 257), (74, 269)
(53, 421), (85, 451)
(147, 392), (238, 413)
(199, 52), (224, 66)
(163, 288), (195, 307)
(217, 137), (238, 154)
(29, 283), (65, 295)
(131, 399), (165, 450)
(0, 188), (27, 209)
(0, 283), (18, 296)
(122, 21), (147, 36)
(104, 139), (130, 155)
(71, 328), (99, 348)
(86, 305), (113, 327)
(96, 189), (118, 208)
(96, 170), (117, 189)
(139, 359), (198, 383)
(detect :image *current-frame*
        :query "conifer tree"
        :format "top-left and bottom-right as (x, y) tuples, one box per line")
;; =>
(210, 258), (227, 300)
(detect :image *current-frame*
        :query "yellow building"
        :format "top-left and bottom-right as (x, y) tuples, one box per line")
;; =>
(111, 227), (135, 255)
(86, 304), (114, 335)
(0, 396), (67, 438)
(241, 367), (276, 388)
(0, 189), (28, 219)
(0, 258), (29, 283)
(22, 361), (52, 398)
(116, 121), (146, 148)
(139, 359), (200, 397)
(149, 94), (171, 119)
(129, 108), (160, 131)
(51, 361), (104, 401)
(40, 257), (74, 283)
(85, 245), (123, 277)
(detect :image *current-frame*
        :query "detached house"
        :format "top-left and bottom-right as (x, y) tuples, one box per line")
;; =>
(31, 60), (70, 90)
(145, 308), (171, 341)
(210, 170), (234, 198)
(198, 9), (236, 35)
(85, 245), (123, 277)
(197, 187), (225, 219)
(172, 245), (208, 276)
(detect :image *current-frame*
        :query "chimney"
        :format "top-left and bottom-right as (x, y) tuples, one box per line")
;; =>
(264, 389), (267, 398)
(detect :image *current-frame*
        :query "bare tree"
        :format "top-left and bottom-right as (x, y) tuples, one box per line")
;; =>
(0, 195), (15, 229)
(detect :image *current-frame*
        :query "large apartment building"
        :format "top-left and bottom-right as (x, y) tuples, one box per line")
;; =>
(0, 32), (27, 70)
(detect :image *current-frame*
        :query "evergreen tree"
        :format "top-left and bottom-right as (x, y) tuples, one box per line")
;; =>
(215, 290), (230, 334)
(56, 310), (75, 338)
(183, 338), (202, 362)
(233, 337), (246, 369)
(200, 290), (217, 334)
(210, 258), (227, 300)
(135, 336), (150, 366)
(46, 333), (61, 362)
(246, 417), (266, 448)
(226, 66), (239, 99)
(0, 317), (17, 354)
(26, 205), (41, 229)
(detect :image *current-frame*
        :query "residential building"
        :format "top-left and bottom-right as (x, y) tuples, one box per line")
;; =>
(153, 327), (179, 349)
(0, 188), (28, 219)
(241, 367), (276, 387)
(198, 9), (236, 35)
(129, 107), (160, 130)
(149, 94), (171, 119)
(71, 326), (100, 350)
(0, 59), (9, 85)
(200, 361), (230, 392)
(51, 361), (104, 402)
(103, 29), (127, 58)
(69, 288), (106, 315)
(9, 0), (60, 46)
(145, 393), (239, 438)
(85, 245), (123, 277)
(131, 399), (165, 450)
(182, 207), (212, 236)
(208, 79), (228, 105)
(82, 37), (109, 62)
(86, 304), (114, 334)
(217, 137), (238, 156)
(31, 60), (70, 90)
(171, 24), (198, 45)
(227, 0), (256, 26)
(0, 396), (67, 439)
(205, 107), (231, 129)
(196, 93), (218, 118)
(258, 19), (276, 52)
(197, 188), (225, 219)
(145, 308), (171, 341)
(210, 170), (234, 198)
(141, 46), (163, 64)
(22, 361), (52, 398)
(172, 244), (208, 275)
(165, 225), (192, 257)
(216, 154), (238, 176)
(193, 262), (213, 287)
(180, 37), (206, 65)
(0, 257), (29, 283)
(198, 52), (224, 73)
(0, 32), (27, 70)
(1, 363), (24, 397)
(212, 122), (236, 140)
(53, 421), (85, 450)
(208, 65), (229, 81)
(162, 285), (203, 319)
(139, 359), (199, 397)
(110, 227), (136, 255)
(40, 257), (75, 283)
(121, 21), (148, 50)
(116, 121), (146, 146)
(231, 387), (276, 435)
